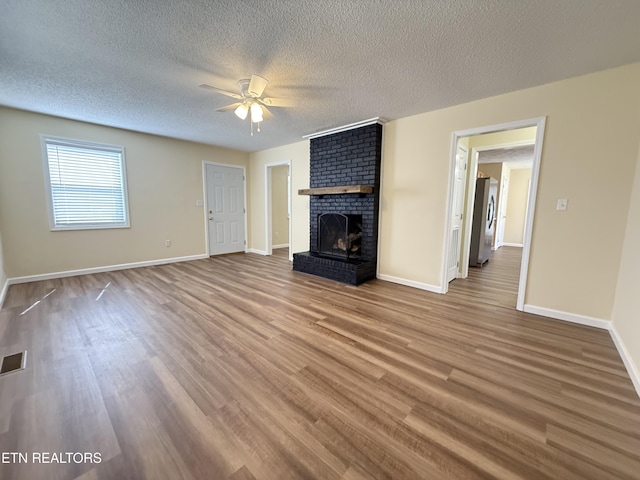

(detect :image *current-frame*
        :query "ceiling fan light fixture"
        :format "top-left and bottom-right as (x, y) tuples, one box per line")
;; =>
(204, 74), (292, 134)
(234, 103), (248, 120)
(250, 103), (263, 123)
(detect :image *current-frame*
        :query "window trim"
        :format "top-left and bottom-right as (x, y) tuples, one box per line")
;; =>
(41, 134), (131, 231)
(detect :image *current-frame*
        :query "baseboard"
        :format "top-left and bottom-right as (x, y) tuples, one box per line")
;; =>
(272, 244), (289, 249)
(246, 248), (268, 255)
(609, 324), (640, 398)
(523, 304), (610, 330)
(7, 254), (208, 285)
(0, 276), (9, 309)
(376, 273), (443, 294)
(502, 242), (524, 247)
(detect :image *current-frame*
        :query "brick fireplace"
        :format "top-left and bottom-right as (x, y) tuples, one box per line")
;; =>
(293, 122), (383, 285)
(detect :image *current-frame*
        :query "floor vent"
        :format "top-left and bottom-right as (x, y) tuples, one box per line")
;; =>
(0, 351), (27, 376)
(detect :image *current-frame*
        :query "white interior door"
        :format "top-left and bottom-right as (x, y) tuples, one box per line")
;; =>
(496, 173), (509, 249)
(206, 164), (246, 255)
(448, 144), (467, 282)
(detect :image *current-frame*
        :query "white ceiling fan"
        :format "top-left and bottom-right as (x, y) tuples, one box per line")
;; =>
(199, 75), (294, 135)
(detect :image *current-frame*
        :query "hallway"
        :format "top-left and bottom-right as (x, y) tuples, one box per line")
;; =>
(448, 246), (523, 309)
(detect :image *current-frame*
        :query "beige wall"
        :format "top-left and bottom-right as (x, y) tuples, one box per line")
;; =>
(0, 107), (249, 278)
(612, 141), (640, 381)
(0, 230), (6, 299)
(478, 162), (502, 181)
(504, 168), (531, 245)
(380, 62), (640, 319)
(248, 141), (310, 255)
(271, 165), (290, 247)
(468, 127), (537, 150)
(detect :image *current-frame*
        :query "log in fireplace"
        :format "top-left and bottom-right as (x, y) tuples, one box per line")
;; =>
(318, 213), (362, 260)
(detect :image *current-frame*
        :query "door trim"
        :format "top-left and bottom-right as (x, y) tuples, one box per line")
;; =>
(442, 117), (546, 311)
(495, 170), (510, 250)
(202, 161), (248, 256)
(265, 160), (292, 260)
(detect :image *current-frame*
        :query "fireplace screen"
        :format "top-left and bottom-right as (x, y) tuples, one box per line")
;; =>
(318, 213), (362, 260)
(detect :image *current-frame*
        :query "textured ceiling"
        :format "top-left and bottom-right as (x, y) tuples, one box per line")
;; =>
(1, 1), (640, 152)
(478, 145), (534, 169)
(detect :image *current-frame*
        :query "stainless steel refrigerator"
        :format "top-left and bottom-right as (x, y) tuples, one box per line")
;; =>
(469, 177), (498, 267)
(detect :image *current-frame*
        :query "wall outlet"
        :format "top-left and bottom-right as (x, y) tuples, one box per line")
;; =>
(165, 240), (171, 247)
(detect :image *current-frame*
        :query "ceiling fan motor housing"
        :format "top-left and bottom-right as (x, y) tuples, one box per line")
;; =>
(237, 79), (252, 97)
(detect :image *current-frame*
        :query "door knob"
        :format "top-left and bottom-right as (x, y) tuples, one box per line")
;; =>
(209, 216), (213, 220)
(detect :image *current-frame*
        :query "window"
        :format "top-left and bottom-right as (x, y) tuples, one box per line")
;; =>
(42, 136), (130, 230)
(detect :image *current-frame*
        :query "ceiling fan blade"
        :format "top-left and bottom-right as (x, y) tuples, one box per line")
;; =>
(199, 84), (242, 99)
(261, 97), (295, 108)
(216, 102), (242, 112)
(248, 75), (268, 97)
(260, 105), (274, 120)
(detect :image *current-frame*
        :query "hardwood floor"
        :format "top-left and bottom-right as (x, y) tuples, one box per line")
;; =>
(1, 251), (639, 479)
(448, 246), (523, 309)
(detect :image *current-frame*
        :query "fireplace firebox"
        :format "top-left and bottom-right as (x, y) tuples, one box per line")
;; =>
(318, 213), (362, 260)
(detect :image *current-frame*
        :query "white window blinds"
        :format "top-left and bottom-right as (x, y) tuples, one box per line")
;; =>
(42, 136), (130, 230)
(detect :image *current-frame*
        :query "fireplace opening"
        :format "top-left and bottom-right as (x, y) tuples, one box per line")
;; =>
(318, 213), (362, 260)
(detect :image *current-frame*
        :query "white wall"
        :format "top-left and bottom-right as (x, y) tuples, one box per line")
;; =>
(0, 107), (249, 278)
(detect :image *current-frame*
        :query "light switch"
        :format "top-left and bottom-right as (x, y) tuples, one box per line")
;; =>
(556, 198), (568, 211)
(196, 200), (204, 207)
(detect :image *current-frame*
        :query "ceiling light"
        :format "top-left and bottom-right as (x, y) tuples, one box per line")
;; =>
(250, 103), (263, 123)
(234, 103), (248, 120)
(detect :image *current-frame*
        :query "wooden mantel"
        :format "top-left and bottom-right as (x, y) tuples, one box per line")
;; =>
(298, 185), (373, 196)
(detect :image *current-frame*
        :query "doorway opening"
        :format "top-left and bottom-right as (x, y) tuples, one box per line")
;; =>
(265, 161), (292, 260)
(442, 117), (546, 311)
